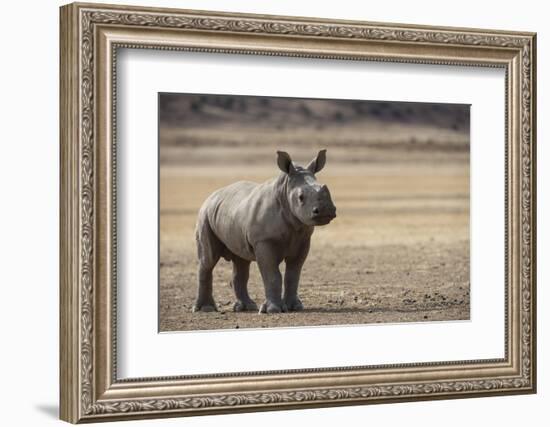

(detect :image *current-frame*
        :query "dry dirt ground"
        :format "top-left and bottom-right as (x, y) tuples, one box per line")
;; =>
(159, 162), (470, 332)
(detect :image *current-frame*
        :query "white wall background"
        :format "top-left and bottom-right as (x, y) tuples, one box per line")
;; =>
(0, 0), (545, 426)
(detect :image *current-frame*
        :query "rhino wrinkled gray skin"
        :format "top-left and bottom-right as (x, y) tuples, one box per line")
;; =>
(193, 150), (337, 314)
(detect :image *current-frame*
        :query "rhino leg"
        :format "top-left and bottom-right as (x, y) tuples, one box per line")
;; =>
(192, 215), (221, 313)
(192, 267), (218, 312)
(231, 256), (257, 312)
(283, 240), (310, 312)
(283, 260), (305, 312)
(255, 241), (287, 314)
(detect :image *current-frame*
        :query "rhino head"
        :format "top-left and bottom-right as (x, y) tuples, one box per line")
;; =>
(277, 150), (337, 226)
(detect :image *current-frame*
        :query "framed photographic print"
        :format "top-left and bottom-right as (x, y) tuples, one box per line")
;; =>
(59, 2), (537, 423)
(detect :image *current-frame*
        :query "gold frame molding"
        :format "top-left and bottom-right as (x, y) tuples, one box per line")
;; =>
(60, 2), (537, 423)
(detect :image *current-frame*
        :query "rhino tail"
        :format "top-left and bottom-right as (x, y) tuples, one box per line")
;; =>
(195, 211), (223, 268)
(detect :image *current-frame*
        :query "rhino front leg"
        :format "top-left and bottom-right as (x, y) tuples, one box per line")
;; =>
(255, 241), (287, 314)
(231, 257), (257, 312)
(283, 238), (310, 311)
(283, 259), (305, 312)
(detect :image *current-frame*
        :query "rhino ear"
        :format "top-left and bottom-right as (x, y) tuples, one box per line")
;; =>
(306, 149), (327, 174)
(277, 151), (296, 174)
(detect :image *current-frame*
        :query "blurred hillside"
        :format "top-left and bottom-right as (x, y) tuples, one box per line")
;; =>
(160, 93), (469, 130)
(158, 93), (470, 166)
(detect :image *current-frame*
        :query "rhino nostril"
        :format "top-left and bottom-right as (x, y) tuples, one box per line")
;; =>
(312, 207), (320, 215)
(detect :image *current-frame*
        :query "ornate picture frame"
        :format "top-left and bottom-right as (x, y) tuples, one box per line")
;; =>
(60, 2), (536, 423)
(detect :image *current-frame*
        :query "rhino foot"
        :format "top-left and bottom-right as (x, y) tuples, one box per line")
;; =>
(192, 301), (218, 313)
(284, 297), (304, 312)
(259, 301), (288, 314)
(233, 300), (258, 312)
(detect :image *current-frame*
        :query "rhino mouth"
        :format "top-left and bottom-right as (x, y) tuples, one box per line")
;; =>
(313, 213), (336, 225)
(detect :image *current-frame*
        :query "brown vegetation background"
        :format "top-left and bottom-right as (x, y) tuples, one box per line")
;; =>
(159, 94), (470, 332)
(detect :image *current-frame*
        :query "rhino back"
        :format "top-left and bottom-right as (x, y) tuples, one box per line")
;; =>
(201, 181), (262, 260)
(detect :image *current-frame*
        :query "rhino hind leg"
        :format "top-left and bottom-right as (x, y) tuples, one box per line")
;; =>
(192, 215), (221, 313)
(192, 265), (218, 313)
(230, 256), (257, 312)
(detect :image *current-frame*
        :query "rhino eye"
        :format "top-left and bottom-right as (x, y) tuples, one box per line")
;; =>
(298, 193), (305, 203)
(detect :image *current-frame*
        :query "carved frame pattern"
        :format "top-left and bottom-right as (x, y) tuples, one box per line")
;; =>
(60, 2), (536, 423)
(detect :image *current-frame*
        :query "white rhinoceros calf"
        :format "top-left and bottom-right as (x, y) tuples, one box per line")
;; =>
(193, 150), (337, 314)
